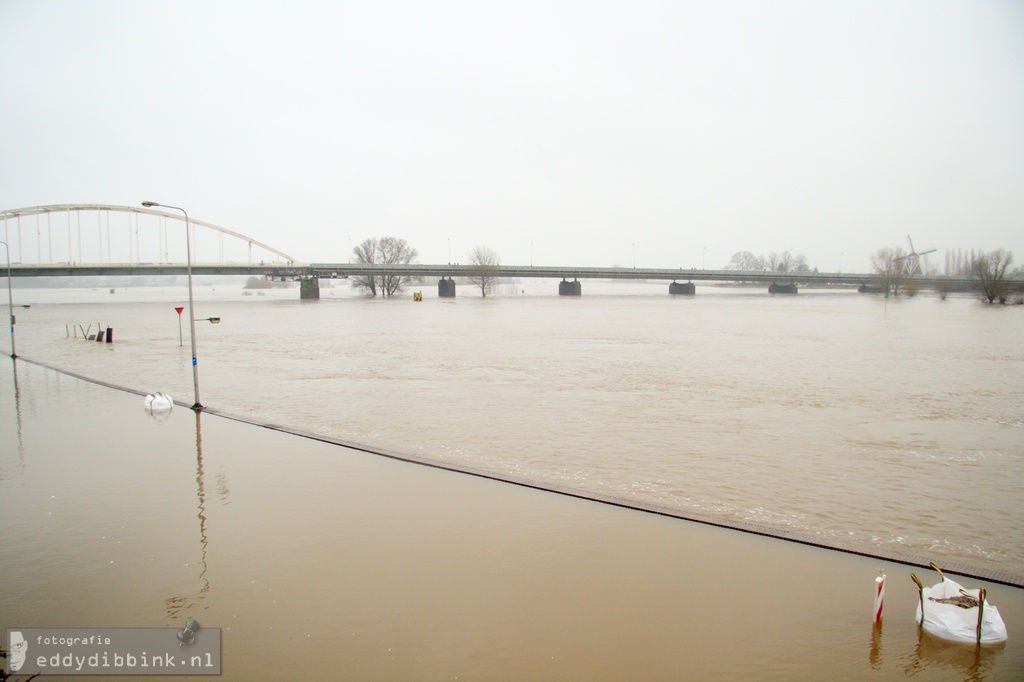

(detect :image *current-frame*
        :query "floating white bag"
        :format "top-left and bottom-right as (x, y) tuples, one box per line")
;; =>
(144, 392), (174, 418)
(912, 564), (1007, 644)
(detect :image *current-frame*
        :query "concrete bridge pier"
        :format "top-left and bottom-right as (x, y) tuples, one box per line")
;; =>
(438, 277), (456, 298)
(559, 279), (582, 296)
(768, 282), (798, 294)
(669, 281), (695, 295)
(300, 275), (320, 300)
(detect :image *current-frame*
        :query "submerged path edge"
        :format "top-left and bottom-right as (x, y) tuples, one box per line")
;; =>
(17, 355), (1024, 589)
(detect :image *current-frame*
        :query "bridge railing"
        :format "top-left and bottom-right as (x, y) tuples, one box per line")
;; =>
(308, 263), (985, 288)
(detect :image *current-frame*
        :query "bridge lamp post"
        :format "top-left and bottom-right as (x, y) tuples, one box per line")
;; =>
(0, 240), (15, 358)
(142, 201), (203, 411)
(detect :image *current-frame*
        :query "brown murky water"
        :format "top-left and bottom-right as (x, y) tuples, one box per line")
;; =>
(2, 361), (1023, 680)
(2, 282), (1023, 679)
(9, 282), (1024, 573)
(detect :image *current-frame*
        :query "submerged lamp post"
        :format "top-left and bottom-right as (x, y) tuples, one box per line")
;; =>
(1, 240), (14, 358)
(142, 201), (203, 410)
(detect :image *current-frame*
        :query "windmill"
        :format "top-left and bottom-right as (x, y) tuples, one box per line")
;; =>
(903, 235), (936, 275)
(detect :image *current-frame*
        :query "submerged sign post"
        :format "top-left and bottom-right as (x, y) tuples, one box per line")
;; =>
(174, 306), (184, 346)
(7, 627), (221, 676)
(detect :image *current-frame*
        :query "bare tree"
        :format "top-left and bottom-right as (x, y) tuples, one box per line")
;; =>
(351, 238), (379, 296)
(726, 251), (763, 270)
(764, 250), (807, 272)
(871, 246), (910, 297)
(972, 249), (1014, 304)
(467, 245), (501, 297)
(351, 236), (419, 297)
(790, 253), (811, 273)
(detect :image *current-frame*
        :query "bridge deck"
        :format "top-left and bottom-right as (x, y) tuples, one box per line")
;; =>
(2, 261), (989, 289)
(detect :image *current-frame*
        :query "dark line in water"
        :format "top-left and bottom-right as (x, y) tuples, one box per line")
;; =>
(16, 355), (1024, 589)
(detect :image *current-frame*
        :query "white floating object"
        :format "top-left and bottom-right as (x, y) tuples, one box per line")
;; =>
(913, 564), (1007, 644)
(144, 392), (174, 414)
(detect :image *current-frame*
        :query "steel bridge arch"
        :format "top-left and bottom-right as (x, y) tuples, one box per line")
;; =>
(0, 203), (301, 265)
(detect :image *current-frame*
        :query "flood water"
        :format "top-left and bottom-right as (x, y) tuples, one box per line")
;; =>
(1, 279), (1023, 680)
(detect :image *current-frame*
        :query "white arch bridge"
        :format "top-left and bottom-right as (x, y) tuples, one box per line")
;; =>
(0, 203), (305, 276)
(2, 203), (988, 299)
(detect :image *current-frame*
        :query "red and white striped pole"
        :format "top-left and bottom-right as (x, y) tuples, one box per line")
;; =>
(873, 570), (886, 622)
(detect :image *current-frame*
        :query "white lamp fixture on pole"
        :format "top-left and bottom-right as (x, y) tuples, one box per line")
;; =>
(142, 201), (203, 410)
(0, 240), (14, 358)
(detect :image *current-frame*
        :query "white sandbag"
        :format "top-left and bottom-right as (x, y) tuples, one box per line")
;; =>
(914, 571), (1007, 644)
(144, 392), (174, 415)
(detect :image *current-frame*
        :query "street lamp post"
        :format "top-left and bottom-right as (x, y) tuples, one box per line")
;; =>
(142, 201), (202, 410)
(0, 240), (15, 358)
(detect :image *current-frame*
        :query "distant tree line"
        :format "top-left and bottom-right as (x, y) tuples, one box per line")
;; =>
(871, 244), (1023, 304)
(725, 250), (813, 273)
(243, 275), (291, 289)
(944, 248), (980, 276)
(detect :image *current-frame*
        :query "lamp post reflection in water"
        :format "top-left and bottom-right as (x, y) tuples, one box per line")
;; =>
(165, 410), (211, 620)
(193, 410), (210, 594)
(7, 360), (25, 474)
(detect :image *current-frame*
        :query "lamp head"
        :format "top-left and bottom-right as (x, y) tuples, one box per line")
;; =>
(142, 201), (159, 207)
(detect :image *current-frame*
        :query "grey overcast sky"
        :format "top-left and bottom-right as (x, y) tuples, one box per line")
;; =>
(2, 0), (1022, 272)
